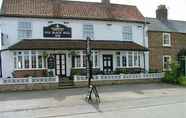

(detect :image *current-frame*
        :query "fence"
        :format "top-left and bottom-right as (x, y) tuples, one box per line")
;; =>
(0, 76), (59, 85)
(74, 73), (165, 82)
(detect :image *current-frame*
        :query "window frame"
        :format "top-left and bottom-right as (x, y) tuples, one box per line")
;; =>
(163, 55), (171, 71)
(122, 25), (132, 41)
(13, 51), (46, 70)
(17, 21), (32, 39)
(163, 33), (171, 47)
(83, 24), (94, 39)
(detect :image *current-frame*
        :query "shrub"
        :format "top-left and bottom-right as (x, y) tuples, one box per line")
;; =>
(162, 61), (181, 84)
(177, 75), (186, 86)
(113, 68), (145, 74)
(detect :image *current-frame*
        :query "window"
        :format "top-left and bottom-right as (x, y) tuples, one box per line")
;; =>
(31, 51), (37, 68)
(13, 51), (45, 69)
(163, 33), (171, 47)
(163, 56), (171, 71)
(83, 24), (94, 39)
(122, 55), (127, 67)
(134, 52), (138, 67)
(18, 22), (32, 39)
(116, 52), (120, 67)
(128, 52), (133, 67)
(94, 52), (99, 67)
(17, 52), (23, 69)
(24, 51), (30, 68)
(122, 26), (132, 40)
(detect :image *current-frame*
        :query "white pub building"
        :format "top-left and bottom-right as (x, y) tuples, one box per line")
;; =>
(0, 0), (149, 80)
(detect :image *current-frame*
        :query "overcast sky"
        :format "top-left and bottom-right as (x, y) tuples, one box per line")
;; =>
(0, 0), (186, 21)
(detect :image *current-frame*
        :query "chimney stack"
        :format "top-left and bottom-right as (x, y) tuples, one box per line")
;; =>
(156, 5), (168, 21)
(102, 0), (110, 6)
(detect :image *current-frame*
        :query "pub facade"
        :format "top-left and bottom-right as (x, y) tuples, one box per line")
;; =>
(0, 0), (149, 79)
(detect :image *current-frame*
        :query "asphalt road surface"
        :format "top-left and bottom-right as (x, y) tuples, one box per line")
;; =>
(0, 83), (186, 118)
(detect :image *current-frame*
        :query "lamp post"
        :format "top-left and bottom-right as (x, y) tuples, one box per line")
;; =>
(86, 37), (100, 103)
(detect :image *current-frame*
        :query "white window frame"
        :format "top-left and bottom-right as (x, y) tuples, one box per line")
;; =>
(17, 21), (32, 39)
(13, 50), (46, 70)
(83, 24), (94, 39)
(163, 33), (171, 47)
(163, 55), (171, 71)
(122, 25), (132, 41)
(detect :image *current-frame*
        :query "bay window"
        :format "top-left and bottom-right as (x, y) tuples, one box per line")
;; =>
(13, 51), (46, 69)
(116, 51), (143, 68)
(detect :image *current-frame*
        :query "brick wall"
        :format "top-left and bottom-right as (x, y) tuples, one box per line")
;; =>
(149, 31), (186, 71)
(15, 69), (48, 78)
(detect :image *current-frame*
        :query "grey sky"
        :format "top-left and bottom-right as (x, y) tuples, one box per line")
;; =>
(0, 0), (186, 21)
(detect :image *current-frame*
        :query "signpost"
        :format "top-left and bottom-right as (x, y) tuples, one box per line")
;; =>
(86, 37), (100, 103)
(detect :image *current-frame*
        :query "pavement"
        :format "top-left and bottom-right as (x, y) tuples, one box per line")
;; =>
(0, 83), (186, 118)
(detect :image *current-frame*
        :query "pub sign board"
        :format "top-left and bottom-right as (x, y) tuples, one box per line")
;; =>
(43, 24), (72, 38)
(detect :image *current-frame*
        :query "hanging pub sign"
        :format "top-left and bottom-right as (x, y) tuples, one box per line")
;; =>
(47, 55), (55, 69)
(43, 24), (72, 38)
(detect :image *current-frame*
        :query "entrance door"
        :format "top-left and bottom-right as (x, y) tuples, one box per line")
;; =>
(55, 54), (66, 78)
(103, 55), (113, 74)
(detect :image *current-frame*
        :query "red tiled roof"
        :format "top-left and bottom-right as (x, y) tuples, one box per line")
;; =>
(7, 39), (148, 51)
(0, 0), (145, 22)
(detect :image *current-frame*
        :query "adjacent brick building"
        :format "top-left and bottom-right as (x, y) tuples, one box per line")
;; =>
(147, 5), (186, 72)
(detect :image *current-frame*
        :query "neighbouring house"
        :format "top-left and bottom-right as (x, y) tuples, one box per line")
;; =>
(0, 0), (149, 80)
(147, 5), (186, 73)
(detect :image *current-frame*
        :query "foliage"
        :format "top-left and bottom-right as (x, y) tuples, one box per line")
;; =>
(162, 61), (181, 84)
(177, 75), (186, 86)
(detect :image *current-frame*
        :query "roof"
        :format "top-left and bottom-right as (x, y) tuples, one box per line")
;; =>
(7, 39), (148, 51)
(0, 0), (145, 23)
(146, 17), (186, 33)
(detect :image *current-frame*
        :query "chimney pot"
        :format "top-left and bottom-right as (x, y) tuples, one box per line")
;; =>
(156, 5), (168, 21)
(102, 0), (110, 6)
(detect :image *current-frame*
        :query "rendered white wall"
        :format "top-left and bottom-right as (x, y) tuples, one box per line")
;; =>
(0, 17), (145, 49)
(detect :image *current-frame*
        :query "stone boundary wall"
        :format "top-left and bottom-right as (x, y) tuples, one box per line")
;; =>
(0, 83), (58, 92)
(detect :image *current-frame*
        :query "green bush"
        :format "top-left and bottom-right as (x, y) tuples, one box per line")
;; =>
(113, 68), (145, 74)
(177, 75), (186, 86)
(162, 62), (181, 84)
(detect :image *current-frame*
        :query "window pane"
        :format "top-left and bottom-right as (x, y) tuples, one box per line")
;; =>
(122, 56), (127, 67)
(134, 52), (138, 66)
(128, 52), (133, 67)
(24, 55), (29, 68)
(18, 22), (32, 39)
(32, 54), (36, 68)
(83, 24), (94, 39)
(38, 55), (43, 68)
(123, 26), (132, 40)
(117, 56), (120, 67)
(18, 56), (23, 69)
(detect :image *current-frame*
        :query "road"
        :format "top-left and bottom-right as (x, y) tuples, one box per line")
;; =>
(0, 83), (186, 118)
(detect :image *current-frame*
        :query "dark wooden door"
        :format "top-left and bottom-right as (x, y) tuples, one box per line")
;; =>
(103, 55), (113, 74)
(55, 54), (66, 79)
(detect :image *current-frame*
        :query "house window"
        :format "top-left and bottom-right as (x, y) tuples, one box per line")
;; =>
(116, 52), (120, 67)
(163, 56), (171, 71)
(18, 22), (32, 39)
(122, 55), (127, 67)
(94, 52), (99, 67)
(122, 26), (132, 41)
(14, 51), (45, 69)
(24, 51), (30, 68)
(134, 52), (138, 67)
(83, 24), (94, 39)
(128, 52), (133, 67)
(163, 33), (171, 47)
